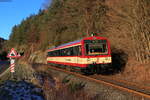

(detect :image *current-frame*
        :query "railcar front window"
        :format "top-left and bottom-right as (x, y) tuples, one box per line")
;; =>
(84, 40), (108, 55)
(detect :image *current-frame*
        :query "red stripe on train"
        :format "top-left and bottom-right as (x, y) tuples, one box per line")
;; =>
(47, 61), (111, 68)
(47, 61), (87, 68)
(47, 55), (111, 58)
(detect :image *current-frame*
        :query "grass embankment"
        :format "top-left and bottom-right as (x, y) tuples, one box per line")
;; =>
(0, 68), (11, 84)
(0, 57), (101, 100)
(1, 49), (148, 100)
(0, 60), (36, 84)
(34, 64), (93, 100)
(111, 58), (150, 86)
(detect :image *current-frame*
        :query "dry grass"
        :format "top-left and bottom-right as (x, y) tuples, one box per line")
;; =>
(42, 77), (91, 100)
(124, 60), (150, 84)
(111, 57), (150, 86)
(33, 64), (106, 100)
(34, 65), (91, 100)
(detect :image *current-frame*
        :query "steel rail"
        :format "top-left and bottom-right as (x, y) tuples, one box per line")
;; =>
(92, 75), (150, 91)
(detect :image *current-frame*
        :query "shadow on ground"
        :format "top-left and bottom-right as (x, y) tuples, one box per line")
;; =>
(100, 48), (128, 75)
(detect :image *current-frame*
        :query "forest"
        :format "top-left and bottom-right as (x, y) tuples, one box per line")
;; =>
(0, 37), (7, 60)
(4, 0), (150, 64)
(0, 37), (5, 50)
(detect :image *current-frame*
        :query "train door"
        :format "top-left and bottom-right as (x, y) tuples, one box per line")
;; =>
(73, 46), (81, 66)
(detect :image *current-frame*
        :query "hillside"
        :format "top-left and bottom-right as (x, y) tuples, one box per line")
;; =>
(6, 0), (149, 65)
(0, 37), (5, 50)
(0, 37), (8, 60)
(0, 1), (149, 99)
(7, 0), (108, 51)
(5, 0), (150, 80)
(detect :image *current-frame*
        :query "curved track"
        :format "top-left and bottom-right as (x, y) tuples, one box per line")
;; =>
(90, 75), (150, 98)
(33, 63), (150, 99)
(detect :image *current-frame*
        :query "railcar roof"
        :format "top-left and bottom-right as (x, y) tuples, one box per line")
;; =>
(48, 36), (108, 51)
(57, 40), (81, 48)
(48, 39), (81, 51)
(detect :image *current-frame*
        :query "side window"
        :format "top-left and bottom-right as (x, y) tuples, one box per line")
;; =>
(70, 47), (74, 56)
(48, 46), (82, 57)
(68, 47), (73, 56)
(73, 46), (77, 56)
(52, 51), (55, 56)
(58, 50), (60, 56)
(53, 51), (55, 56)
(79, 46), (82, 55)
(73, 46), (81, 56)
(62, 49), (66, 56)
(66, 48), (71, 56)
(56, 50), (59, 56)
(85, 44), (89, 55)
(60, 50), (61, 56)
(62, 47), (74, 56)
(55, 50), (58, 56)
(64, 49), (67, 56)
(51, 51), (53, 56)
(48, 52), (50, 57)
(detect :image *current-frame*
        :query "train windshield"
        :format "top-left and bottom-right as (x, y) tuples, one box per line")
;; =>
(84, 40), (108, 55)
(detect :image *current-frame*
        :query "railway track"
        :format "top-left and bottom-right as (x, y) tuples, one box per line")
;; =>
(33, 63), (150, 99)
(90, 75), (150, 98)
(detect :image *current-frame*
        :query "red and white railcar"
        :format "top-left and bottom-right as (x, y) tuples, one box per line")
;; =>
(47, 36), (112, 73)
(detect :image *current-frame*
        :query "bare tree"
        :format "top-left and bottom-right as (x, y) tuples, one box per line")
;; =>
(106, 0), (150, 64)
